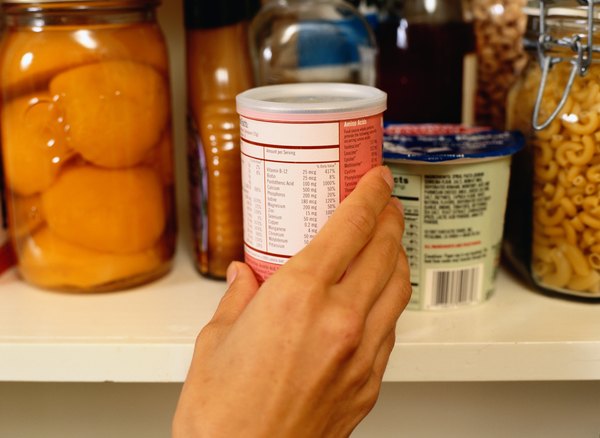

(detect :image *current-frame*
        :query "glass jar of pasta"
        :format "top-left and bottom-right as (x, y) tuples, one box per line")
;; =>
(0, 0), (177, 292)
(505, 0), (600, 298)
(472, 0), (528, 129)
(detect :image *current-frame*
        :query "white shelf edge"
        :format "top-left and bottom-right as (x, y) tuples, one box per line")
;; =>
(385, 341), (600, 382)
(2, 254), (600, 383)
(2, 338), (600, 383)
(0, 343), (192, 383)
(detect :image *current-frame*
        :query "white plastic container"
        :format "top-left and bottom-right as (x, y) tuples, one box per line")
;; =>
(383, 124), (524, 310)
(236, 83), (386, 282)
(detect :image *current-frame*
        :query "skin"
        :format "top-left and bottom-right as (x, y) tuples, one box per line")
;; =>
(173, 166), (411, 438)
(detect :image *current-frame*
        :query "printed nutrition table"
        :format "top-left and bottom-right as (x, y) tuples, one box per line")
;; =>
(242, 143), (339, 252)
(240, 116), (382, 281)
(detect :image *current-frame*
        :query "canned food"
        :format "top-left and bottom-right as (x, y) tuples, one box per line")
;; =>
(383, 124), (524, 310)
(0, 1), (176, 292)
(236, 83), (386, 282)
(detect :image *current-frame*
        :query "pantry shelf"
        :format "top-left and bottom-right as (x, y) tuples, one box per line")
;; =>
(1, 245), (600, 383)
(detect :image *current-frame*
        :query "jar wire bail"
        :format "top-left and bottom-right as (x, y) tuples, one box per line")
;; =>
(532, 0), (597, 131)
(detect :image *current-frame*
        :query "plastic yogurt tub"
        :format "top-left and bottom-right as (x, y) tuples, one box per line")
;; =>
(237, 83), (386, 282)
(383, 124), (524, 310)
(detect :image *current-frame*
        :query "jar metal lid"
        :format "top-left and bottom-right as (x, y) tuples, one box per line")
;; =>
(236, 83), (387, 122)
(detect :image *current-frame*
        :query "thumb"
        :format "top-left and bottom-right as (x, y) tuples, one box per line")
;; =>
(210, 261), (260, 327)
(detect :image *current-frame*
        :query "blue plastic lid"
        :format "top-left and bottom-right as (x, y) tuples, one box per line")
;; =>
(383, 124), (525, 163)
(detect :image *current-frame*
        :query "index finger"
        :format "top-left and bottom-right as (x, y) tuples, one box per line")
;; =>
(287, 166), (395, 283)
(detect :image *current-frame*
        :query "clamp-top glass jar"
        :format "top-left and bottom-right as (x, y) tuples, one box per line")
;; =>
(506, 0), (600, 298)
(0, 0), (177, 292)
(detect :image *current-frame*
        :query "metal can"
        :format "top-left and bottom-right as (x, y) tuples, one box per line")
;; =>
(0, 0), (176, 292)
(236, 82), (386, 282)
(383, 124), (524, 310)
(505, 1), (600, 298)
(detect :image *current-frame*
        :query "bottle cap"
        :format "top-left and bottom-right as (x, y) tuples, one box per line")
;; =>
(184, 0), (260, 29)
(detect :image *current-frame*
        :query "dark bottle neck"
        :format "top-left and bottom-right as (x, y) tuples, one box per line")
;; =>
(401, 0), (466, 23)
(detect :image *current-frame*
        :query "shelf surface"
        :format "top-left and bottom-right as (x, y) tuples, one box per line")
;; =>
(1, 246), (600, 383)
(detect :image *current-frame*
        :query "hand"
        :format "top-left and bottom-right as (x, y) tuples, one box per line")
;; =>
(173, 166), (411, 438)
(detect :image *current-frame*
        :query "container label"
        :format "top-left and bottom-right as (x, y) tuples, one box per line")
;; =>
(389, 158), (510, 310)
(241, 115), (382, 282)
(461, 53), (478, 126)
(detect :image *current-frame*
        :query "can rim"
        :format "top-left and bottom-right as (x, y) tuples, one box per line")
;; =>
(382, 124), (525, 163)
(236, 83), (387, 121)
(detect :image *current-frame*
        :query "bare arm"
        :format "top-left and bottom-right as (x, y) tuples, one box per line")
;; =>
(173, 165), (411, 438)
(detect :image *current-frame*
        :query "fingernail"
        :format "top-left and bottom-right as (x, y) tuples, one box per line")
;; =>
(226, 262), (238, 287)
(381, 166), (394, 190)
(391, 197), (404, 215)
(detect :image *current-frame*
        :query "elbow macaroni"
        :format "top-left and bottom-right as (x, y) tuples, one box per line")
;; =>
(523, 63), (600, 294)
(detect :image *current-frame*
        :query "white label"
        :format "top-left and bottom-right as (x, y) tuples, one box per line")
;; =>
(241, 114), (383, 282)
(462, 53), (478, 126)
(241, 118), (338, 146)
(389, 158), (510, 310)
(242, 141), (340, 257)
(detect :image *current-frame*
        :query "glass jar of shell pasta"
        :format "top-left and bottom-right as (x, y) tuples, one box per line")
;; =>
(505, 0), (600, 298)
(0, 0), (177, 292)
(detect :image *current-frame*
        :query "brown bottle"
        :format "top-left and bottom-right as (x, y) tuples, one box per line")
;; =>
(184, 0), (259, 278)
(376, 0), (477, 124)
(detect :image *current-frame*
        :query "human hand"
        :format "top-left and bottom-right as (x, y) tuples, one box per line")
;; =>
(173, 166), (411, 438)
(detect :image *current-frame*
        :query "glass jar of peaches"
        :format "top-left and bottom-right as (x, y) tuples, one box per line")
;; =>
(505, 1), (600, 298)
(0, 0), (176, 292)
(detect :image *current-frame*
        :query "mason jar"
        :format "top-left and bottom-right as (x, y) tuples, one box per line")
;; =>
(0, 0), (176, 292)
(505, 1), (600, 298)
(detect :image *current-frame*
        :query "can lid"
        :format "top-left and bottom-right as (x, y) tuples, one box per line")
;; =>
(236, 83), (387, 122)
(184, 0), (260, 29)
(382, 124), (525, 163)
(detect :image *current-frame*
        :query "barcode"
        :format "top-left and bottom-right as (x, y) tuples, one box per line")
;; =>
(426, 265), (483, 308)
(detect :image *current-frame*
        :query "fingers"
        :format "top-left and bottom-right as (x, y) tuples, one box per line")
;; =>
(288, 166), (395, 284)
(359, 246), (411, 359)
(370, 329), (397, 383)
(209, 261), (260, 327)
(336, 197), (405, 313)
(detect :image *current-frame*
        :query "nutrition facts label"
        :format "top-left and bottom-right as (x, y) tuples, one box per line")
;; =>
(389, 161), (509, 310)
(241, 115), (382, 282)
(392, 173), (422, 309)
